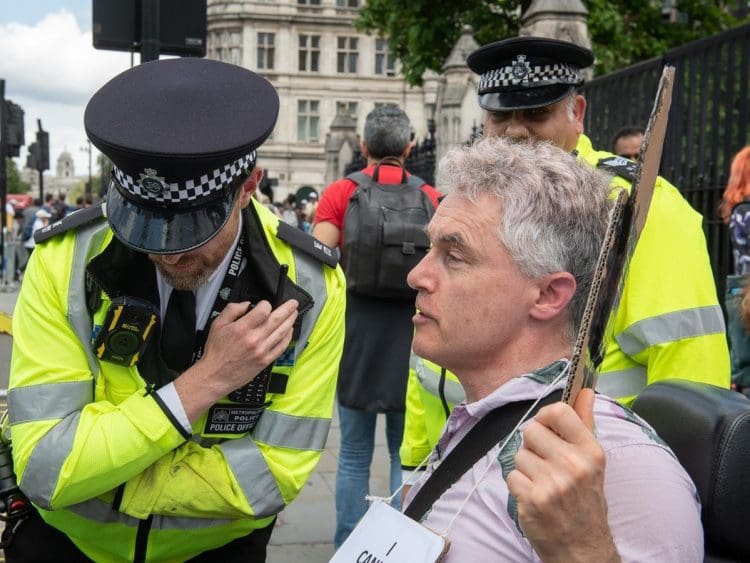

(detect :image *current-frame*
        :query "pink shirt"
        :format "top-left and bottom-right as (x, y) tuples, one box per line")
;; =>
(404, 361), (703, 562)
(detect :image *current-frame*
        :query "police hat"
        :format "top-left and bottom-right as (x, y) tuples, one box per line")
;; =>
(85, 58), (279, 254)
(466, 36), (594, 112)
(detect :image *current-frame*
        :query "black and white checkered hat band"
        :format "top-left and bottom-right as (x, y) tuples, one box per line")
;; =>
(112, 151), (256, 204)
(478, 62), (582, 93)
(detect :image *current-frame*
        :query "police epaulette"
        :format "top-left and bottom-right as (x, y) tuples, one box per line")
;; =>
(596, 156), (638, 182)
(275, 221), (339, 268)
(34, 203), (106, 244)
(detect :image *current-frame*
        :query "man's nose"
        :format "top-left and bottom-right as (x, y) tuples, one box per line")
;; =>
(407, 252), (431, 291)
(160, 253), (185, 265)
(504, 116), (529, 139)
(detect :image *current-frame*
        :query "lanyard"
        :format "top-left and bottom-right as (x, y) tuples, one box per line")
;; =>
(193, 237), (246, 362)
(190, 238), (272, 407)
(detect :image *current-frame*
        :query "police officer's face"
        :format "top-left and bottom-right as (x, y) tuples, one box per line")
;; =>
(149, 205), (242, 291)
(148, 169), (262, 290)
(483, 95), (585, 152)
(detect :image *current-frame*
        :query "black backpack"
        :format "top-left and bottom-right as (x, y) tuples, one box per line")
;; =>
(342, 160), (435, 299)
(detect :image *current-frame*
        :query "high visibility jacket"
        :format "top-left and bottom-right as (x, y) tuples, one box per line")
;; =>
(8, 199), (346, 562)
(400, 134), (730, 469)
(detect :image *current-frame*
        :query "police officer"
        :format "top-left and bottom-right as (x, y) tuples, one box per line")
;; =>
(400, 36), (730, 477)
(6, 58), (345, 562)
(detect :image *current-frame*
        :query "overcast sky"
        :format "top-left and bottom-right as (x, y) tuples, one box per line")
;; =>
(1, 1), (132, 178)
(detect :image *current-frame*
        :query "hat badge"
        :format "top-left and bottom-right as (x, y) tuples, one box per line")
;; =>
(139, 168), (167, 195)
(511, 54), (531, 79)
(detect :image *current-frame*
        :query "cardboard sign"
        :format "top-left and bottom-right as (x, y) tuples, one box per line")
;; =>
(330, 501), (449, 563)
(563, 65), (676, 406)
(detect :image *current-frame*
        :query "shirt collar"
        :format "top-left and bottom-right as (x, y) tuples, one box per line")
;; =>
(464, 359), (570, 419)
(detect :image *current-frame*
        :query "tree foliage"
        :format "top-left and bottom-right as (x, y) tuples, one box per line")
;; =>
(5, 158), (30, 194)
(357, 0), (750, 85)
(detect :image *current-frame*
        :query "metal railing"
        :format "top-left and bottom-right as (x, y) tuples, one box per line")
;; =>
(582, 23), (750, 296)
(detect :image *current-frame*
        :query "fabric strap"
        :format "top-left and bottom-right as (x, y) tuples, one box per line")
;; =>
(403, 390), (564, 522)
(161, 289), (196, 372)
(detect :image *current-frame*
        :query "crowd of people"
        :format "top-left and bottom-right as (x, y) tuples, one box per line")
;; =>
(1, 193), (97, 285)
(0, 32), (744, 563)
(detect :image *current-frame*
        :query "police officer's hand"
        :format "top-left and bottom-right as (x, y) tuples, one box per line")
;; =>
(175, 299), (298, 422)
(506, 389), (620, 563)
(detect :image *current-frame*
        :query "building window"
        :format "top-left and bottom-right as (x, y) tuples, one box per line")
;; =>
(337, 37), (359, 74)
(257, 32), (275, 70)
(298, 0), (321, 4)
(336, 0), (359, 6)
(336, 101), (358, 117)
(375, 38), (396, 76)
(298, 34), (320, 72)
(298, 100), (320, 142)
(210, 28), (242, 66)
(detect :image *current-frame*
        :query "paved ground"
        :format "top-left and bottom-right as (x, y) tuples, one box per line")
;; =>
(0, 285), (393, 563)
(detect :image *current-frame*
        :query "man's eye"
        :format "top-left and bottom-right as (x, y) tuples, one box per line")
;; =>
(490, 112), (511, 122)
(445, 253), (462, 264)
(526, 108), (549, 119)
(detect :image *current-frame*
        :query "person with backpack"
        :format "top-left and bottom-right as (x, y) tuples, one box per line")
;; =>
(313, 104), (441, 548)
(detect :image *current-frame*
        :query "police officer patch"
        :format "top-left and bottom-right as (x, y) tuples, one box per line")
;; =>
(139, 168), (167, 194)
(512, 54), (531, 80)
(205, 404), (267, 435)
(597, 156), (638, 182)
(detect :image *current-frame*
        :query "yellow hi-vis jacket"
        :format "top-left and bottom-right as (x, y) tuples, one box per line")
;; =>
(400, 134), (730, 470)
(8, 199), (346, 562)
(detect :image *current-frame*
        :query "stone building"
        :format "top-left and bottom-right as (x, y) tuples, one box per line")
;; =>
(433, 26), (482, 165)
(205, 0), (591, 198)
(23, 150), (85, 198)
(207, 0), (437, 198)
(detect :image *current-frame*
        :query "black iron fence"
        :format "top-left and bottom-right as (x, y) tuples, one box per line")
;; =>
(581, 23), (750, 296)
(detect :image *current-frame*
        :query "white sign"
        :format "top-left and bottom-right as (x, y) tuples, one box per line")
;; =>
(330, 501), (449, 563)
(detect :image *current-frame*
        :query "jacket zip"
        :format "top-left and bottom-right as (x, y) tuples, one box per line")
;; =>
(133, 515), (153, 563)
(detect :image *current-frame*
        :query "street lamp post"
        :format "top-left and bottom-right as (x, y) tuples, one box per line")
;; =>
(81, 140), (92, 196)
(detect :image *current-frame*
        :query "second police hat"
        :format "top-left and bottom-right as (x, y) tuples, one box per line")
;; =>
(85, 58), (279, 254)
(466, 36), (594, 112)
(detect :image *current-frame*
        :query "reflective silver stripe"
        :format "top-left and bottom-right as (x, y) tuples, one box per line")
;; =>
(416, 359), (465, 405)
(8, 381), (91, 424)
(290, 248), (327, 362)
(253, 410), (330, 451)
(615, 305), (726, 357)
(20, 223), (109, 508)
(220, 437), (285, 518)
(596, 366), (648, 398)
(69, 221), (110, 381)
(409, 349), (418, 371)
(21, 413), (81, 508)
(67, 497), (234, 530)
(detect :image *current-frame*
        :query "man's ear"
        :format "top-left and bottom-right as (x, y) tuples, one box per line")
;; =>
(359, 140), (370, 159)
(402, 141), (414, 160)
(239, 168), (264, 208)
(529, 272), (577, 321)
(572, 95), (586, 135)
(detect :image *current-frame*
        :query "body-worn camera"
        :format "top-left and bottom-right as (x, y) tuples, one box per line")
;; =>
(93, 296), (159, 366)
